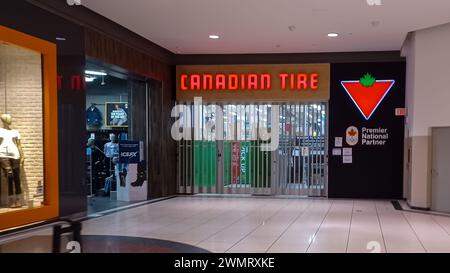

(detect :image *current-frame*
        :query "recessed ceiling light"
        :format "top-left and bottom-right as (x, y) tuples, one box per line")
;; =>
(209, 35), (220, 39)
(56, 37), (66, 41)
(366, 0), (382, 6)
(327, 33), (339, 38)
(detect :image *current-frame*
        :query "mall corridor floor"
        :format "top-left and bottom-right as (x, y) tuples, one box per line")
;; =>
(81, 196), (450, 253)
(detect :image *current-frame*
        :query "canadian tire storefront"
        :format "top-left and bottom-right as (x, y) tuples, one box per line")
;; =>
(175, 62), (405, 199)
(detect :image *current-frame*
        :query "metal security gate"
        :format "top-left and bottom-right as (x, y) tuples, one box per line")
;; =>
(274, 103), (327, 196)
(177, 103), (219, 194)
(220, 104), (272, 195)
(176, 102), (327, 196)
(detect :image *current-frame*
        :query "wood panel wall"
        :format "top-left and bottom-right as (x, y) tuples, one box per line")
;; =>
(85, 28), (177, 199)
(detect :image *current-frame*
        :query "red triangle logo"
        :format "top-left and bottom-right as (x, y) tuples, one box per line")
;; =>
(341, 80), (395, 120)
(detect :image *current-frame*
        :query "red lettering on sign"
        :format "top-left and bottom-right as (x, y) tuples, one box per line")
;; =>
(203, 74), (213, 90)
(229, 74), (238, 90)
(57, 75), (63, 91)
(180, 75), (188, 91)
(290, 74), (295, 90)
(261, 74), (271, 90)
(191, 74), (201, 90)
(297, 74), (307, 90)
(241, 74), (246, 90)
(71, 75), (82, 90)
(248, 74), (258, 90)
(311, 73), (319, 90)
(178, 72), (320, 91)
(279, 74), (288, 90)
(216, 74), (226, 90)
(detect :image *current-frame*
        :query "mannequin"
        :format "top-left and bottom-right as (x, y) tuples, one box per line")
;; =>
(0, 114), (24, 208)
(87, 138), (105, 156)
(103, 134), (119, 194)
(104, 134), (119, 158)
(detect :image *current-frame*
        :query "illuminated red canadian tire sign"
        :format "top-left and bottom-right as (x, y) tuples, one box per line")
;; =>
(341, 73), (395, 120)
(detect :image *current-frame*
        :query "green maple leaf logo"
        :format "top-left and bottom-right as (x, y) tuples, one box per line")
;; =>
(359, 73), (376, 87)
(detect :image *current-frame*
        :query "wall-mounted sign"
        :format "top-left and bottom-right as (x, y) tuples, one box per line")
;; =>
(105, 102), (128, 127)
(343, 155), (353, 164)
(329, 62), (405, 199)
(335, 137), (343, 147)
(361, 127), (389, 146)
(341, 73), (395, 120)
(343, 148), (353, 156)
(176, 64), (330, 102)
(395, 108), (407, 116)
(346, 126), (359, 146)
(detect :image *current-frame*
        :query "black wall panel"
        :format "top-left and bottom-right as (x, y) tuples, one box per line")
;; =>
(328, 62), (406, 199)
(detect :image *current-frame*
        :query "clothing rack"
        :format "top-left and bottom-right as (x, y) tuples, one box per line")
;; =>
(86, 144), (104, 205)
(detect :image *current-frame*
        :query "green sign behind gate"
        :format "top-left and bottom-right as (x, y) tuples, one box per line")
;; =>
(194, 141), (216, 188)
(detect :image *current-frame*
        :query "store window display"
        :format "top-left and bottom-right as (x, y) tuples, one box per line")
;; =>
(0, 25), (58, 230)
(85, 64), (153, 212)
(85, 73), (129, 201)
(0, 114), (24, 208)
(86, 132), (126, 197)
(0, 35), (45, 214)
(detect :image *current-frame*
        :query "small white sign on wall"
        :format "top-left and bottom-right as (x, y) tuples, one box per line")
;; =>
(332, 148), (342, 156)
(343, 155), (353, 164)
(335, 137), (343, 147)
(343, 148), (352, 156)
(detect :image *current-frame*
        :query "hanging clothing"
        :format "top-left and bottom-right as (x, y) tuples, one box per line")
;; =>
(86, 105), (103, 127)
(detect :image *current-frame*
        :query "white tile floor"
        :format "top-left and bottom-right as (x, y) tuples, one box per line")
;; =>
(81, 196), (450, 253)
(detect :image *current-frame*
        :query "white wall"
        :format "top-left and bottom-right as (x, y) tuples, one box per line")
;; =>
(403, 22), (450, 209)
(407, 23), (450, 136)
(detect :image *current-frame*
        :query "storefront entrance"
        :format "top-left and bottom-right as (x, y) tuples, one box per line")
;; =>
(85, 61), (156, 214)
(177, 102), (328, 197)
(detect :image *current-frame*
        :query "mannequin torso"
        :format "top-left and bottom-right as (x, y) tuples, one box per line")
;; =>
(0, 127), (22, 160)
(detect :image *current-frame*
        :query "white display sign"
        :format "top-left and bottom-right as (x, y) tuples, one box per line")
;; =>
(335, 137), (343, 147)
(332, 148), (342, 156)
(301, 147), (309, 157)
(343, 155), (353, 164)
(343, 148), (352, 156)
(117, 141), (148, 202)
